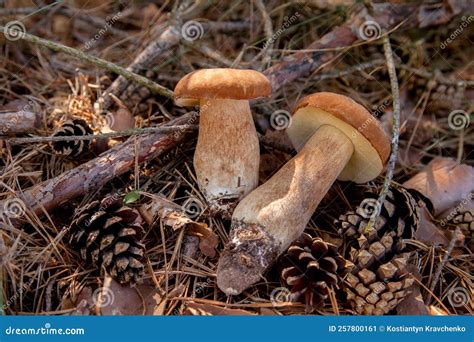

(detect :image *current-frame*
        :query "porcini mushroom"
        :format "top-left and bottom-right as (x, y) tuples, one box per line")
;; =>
(174, 69), (271, 217)
(217, 92), (390, 295)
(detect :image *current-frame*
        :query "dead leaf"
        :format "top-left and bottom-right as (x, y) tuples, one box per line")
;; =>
(403, 157), (474, 215)
(140, 196), (218, 257)
(139, 195), (205, 230)
(187, 224), (219, 258)
(415, 207), (450, 246)
(110, 108), (135, 131)
(397, 266), (428, 315)
(76, 278), (159, 315)
(183, 301), (255, 315)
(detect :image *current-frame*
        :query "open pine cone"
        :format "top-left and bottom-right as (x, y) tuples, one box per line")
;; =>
(336, 185), (424, 245)
(344, 253), (414, 315)
(335, 185), (425, 314)
(281, 233), (348, 312)
(69, 195), (145, 285)
(51, 119), (93, 156)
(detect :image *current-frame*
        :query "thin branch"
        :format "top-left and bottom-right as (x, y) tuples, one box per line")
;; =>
(368, 35), (400, 229)
(0, 25), (174, 99)
(2, 125), (199, 145)
(427, 227), (461, 304)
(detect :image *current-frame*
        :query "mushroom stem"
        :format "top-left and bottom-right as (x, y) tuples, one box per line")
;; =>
(217, 125), (354, 295)
(194, 99), (260, 217)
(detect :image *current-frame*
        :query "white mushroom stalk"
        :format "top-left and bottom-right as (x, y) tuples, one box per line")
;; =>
(217, 92), (390, 295)
(174, 69), (271, 218)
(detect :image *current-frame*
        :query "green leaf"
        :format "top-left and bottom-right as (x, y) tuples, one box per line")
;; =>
(124, 191), (141, 204)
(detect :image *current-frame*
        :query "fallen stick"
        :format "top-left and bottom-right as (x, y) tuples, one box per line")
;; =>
(10, 113), (194, 215)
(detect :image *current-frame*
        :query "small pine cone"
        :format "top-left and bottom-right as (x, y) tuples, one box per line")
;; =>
(51, 119), (93, 157)
(449, 209), (473, 249)
(344, 253), (414, 315)
(69, 196), (145, 285)
(336, 185), (425, 266)
(281, 233), (348, 312)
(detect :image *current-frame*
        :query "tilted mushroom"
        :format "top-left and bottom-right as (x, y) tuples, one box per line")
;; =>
(217, 92), (390, 295)
(174, 69), (271, 217)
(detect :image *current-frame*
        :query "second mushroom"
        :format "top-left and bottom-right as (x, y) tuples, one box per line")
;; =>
(174, 68), (271, 218)
(217, 92), (391, 295)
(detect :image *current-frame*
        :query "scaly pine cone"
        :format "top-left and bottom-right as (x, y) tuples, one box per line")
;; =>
(335, 185), (426, 314)
(336, 185), (427, 266)
(281, 233), (349, 312)
(449, 209), (473, 249)
(69, 195), (145, 285)
(51, 119), (93, 157)
(344, 253), (414, 315)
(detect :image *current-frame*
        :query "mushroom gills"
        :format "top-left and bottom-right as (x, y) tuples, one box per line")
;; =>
(288, 107), (383, 183)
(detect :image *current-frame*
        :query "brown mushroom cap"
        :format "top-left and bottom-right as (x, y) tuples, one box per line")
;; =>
(287, 92), (390, 183)
(174, 68), (271, 107)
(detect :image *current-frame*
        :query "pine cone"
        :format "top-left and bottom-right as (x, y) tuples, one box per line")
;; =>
(336, 185), (425, 267)
(449, 209), (473, 249)
(51, 119), (93, 156)
(344, 253), (414, 315)
(335, 185), (427, 314)
(69, 195), (145, 285)
(281, 233), (348, 312)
